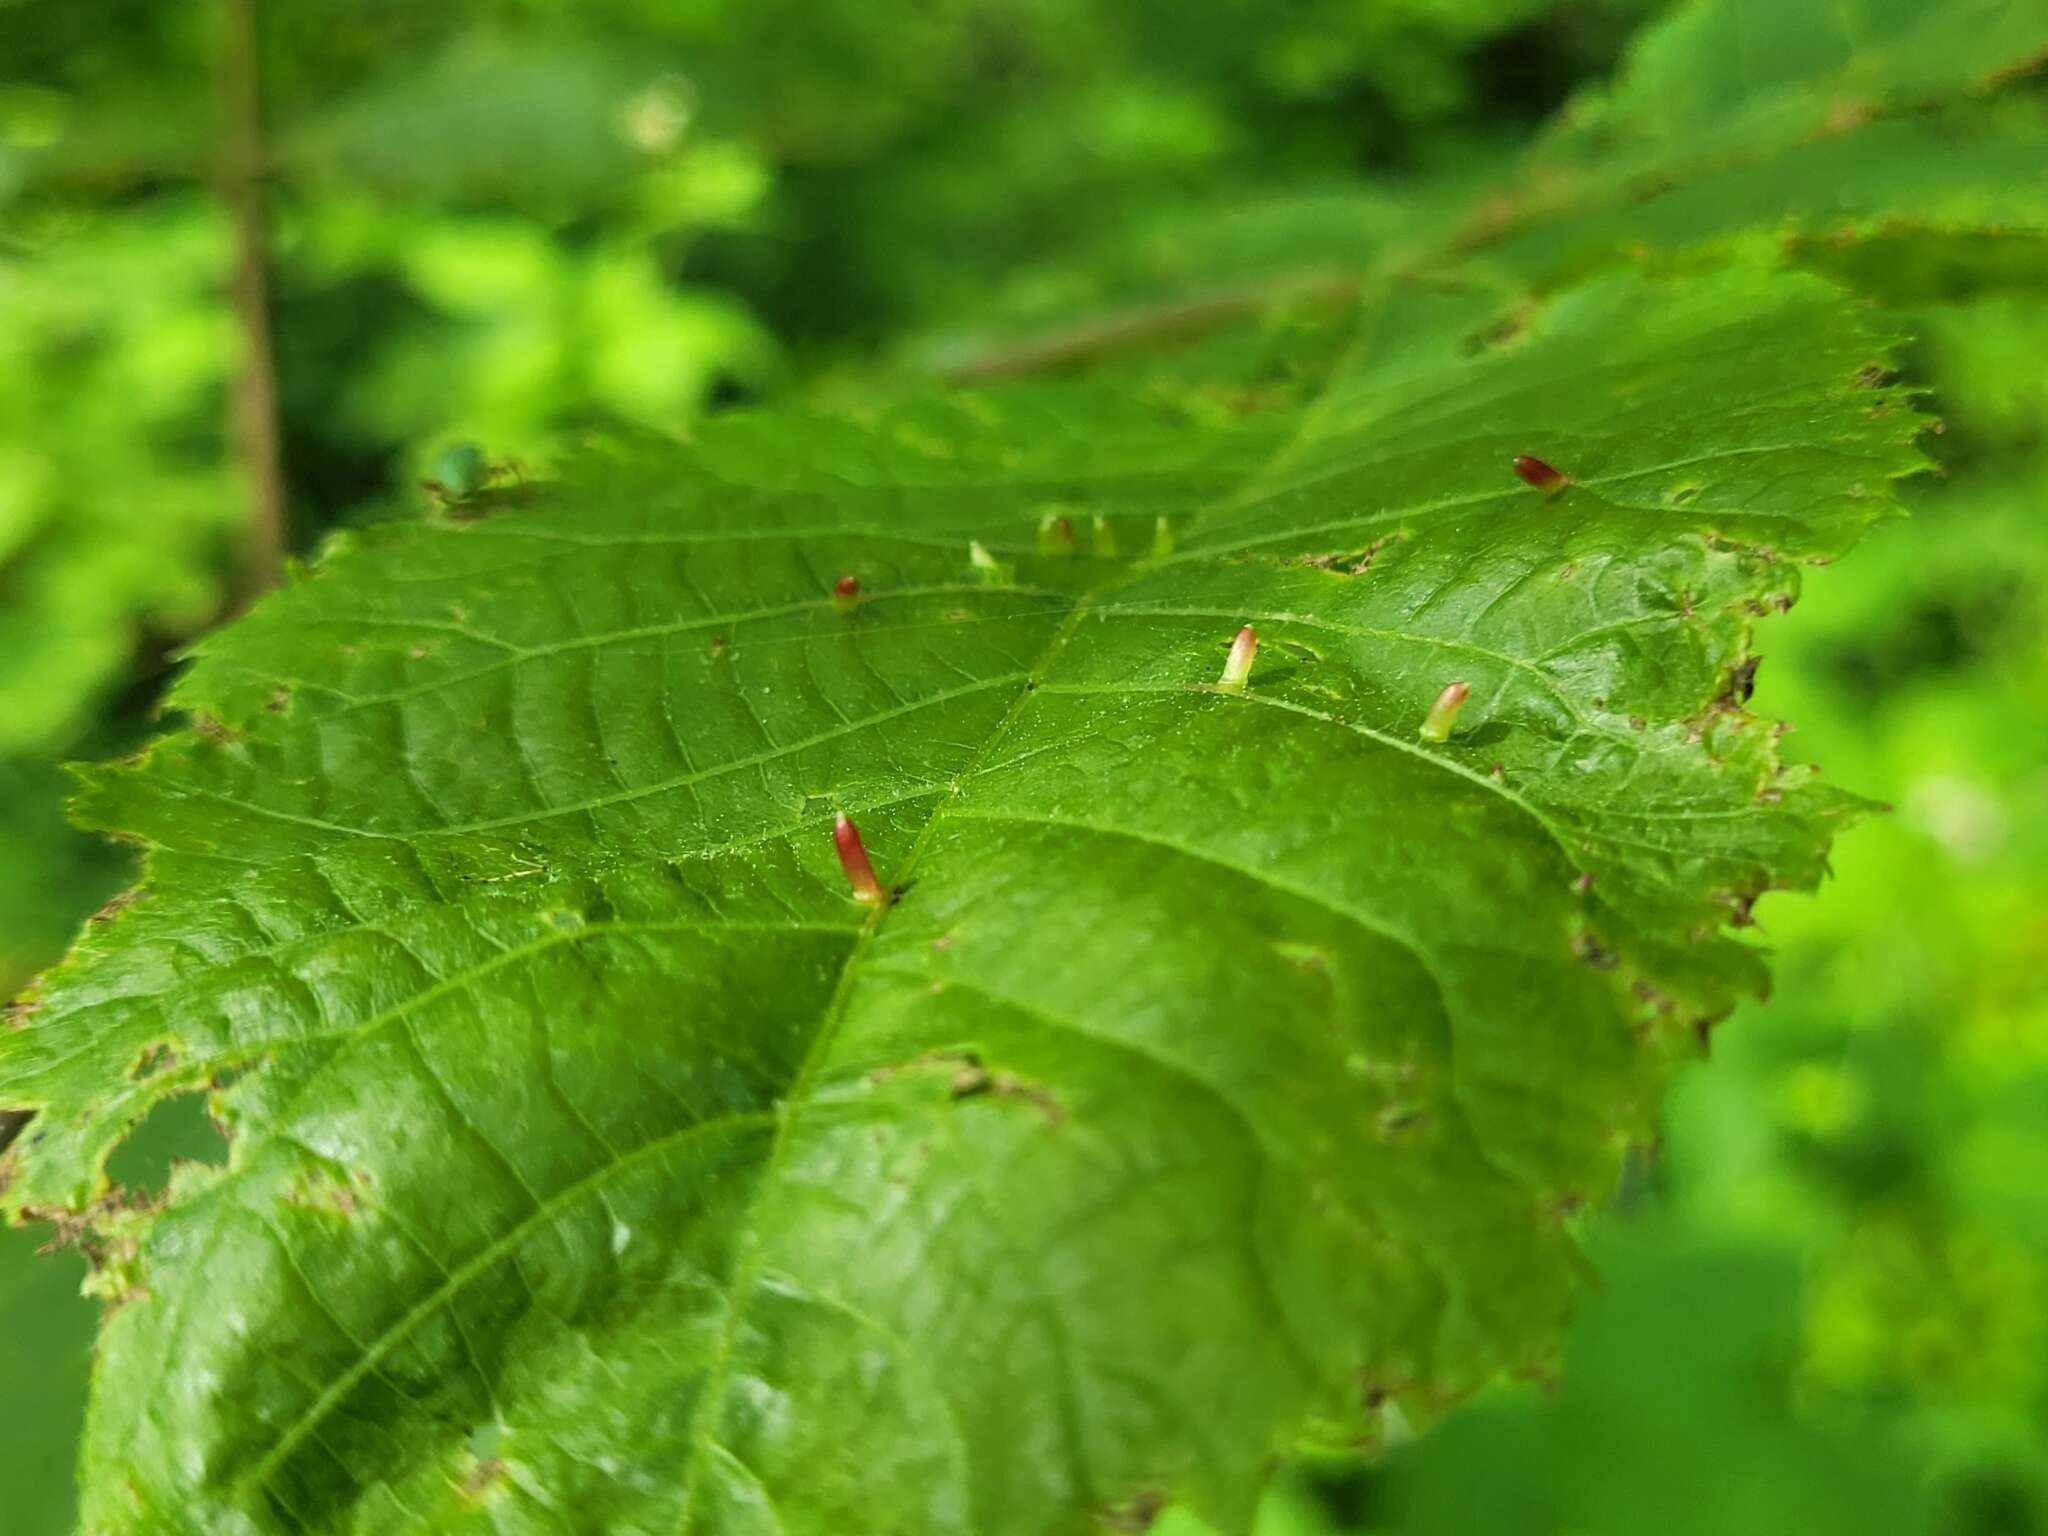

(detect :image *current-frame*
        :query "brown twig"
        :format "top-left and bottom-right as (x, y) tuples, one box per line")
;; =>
(220, 0), (285, 602)
(933, 269), (1361, 385)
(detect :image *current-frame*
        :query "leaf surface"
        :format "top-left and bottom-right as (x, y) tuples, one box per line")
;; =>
(3, 265), (1923, 1533)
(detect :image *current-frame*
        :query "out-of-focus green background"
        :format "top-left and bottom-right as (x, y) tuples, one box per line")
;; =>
(2, 2), (2042, 1531)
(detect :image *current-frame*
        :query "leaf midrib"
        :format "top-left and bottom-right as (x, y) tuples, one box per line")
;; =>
(663, 298), (1413, 1524)
(665, 586), (1102, 1531)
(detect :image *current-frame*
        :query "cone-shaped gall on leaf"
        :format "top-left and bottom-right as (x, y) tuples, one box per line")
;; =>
(1513, 455), (1568, 494)
(1419, 681), (1471, 742)
(968, 540), (1012, 584)
(1151, 515), (1174, 559)
(1037, 513), (1077, 557)
(833, 813), (886, 904)
(1218, 625), (1258, 691)
(1091, 515), (1119, 558)
(833, 575), (860, 613)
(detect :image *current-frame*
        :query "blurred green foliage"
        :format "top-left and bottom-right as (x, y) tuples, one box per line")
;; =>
(2, 0), (2044, 1530)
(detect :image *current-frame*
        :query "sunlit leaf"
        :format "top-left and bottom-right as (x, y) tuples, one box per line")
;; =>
(1, 263), (1925, 1532)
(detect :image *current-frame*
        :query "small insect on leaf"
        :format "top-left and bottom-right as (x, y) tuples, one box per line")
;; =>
(833, 813), (887, 904)
(1512, 455), (1569, 494)
(833, 574), (861, 614)
(1419, 680), (1470, 742)
(1218, 625), (1258, 691)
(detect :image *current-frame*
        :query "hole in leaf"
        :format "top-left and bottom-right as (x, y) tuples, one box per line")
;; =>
(0, 1107), (33, 1161)
(105, 1091), (226, 1197)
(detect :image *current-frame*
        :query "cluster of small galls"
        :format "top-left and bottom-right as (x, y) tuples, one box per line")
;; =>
(829, 456), (1567, 900)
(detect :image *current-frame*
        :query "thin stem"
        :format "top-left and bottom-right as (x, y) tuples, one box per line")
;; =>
(221, 0), (285, 601)
(933, 269), (1360, 384)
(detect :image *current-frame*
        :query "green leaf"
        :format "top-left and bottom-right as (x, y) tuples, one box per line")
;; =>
(0, 1219), (94, 1535)
(0, 200), (238, 757)
(1529, 0), (2048, 186)
(1459, 0), (2048, 290)
(3, 263), (1924, 1533)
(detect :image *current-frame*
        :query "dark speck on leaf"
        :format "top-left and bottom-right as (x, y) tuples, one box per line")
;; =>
(1572, 933), (1616, 968)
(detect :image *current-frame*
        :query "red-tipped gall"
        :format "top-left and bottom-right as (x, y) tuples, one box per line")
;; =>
(833, 574), (860, 613)
(1218, 625), (1258, 691)
(833, 813), (886, 903)
(1418, 680), (1470, 742)
(1512, 455), (1568, 494)
(1037, 513), (1077, 557)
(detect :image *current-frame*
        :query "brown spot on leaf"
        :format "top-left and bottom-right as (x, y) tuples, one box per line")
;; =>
(1632, 978), (1675, 1017)
(868, 1047), (980, 1086)
(1299, 532), (1400, 576)
(1823, 99), (1872, 134)
(460, 1459), (506, 1499)
(1377, 1102), (1431, 1138)
(287, 1175), (362, 1217)
(1104, 1490), (1167, 1532)
(90, 888), (141, 925)
(1572, 933), (1617, 969)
